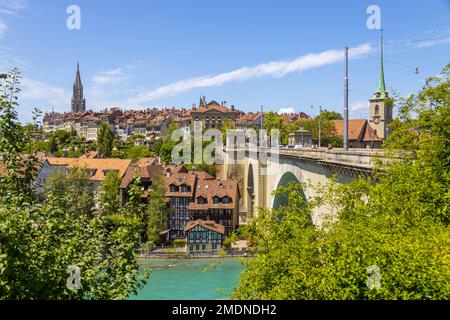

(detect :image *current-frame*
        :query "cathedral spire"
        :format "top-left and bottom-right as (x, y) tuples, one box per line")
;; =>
(75, 62), (82, 86)
(71, 62), (86, 113)
(374, 28), (387, 98)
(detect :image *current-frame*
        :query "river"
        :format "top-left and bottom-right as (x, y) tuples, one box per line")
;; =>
(131, 258), (245, 300)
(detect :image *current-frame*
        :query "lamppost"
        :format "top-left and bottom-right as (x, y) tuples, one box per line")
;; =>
(301, 125), (304, 147)
(311, 105), (322, 148)
(318, 105), (322, 148)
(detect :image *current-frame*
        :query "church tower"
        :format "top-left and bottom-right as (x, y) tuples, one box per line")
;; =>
(369, 29), (392, 139)
(71, 62), (86, 113)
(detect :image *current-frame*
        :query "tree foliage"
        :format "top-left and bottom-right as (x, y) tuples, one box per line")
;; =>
(233, 64), (450, 300)
(98, 122), (114, 157)
(0, 69), (147, 300)
(146, 174), (169, 245)
(99, 171), (122, 216)
(157, 123), (180, 163)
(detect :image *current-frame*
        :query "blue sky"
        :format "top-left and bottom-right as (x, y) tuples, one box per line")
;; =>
(1, 0), (449, 123)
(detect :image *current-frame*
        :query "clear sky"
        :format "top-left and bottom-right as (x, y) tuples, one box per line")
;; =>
(1, 0), (449, 122)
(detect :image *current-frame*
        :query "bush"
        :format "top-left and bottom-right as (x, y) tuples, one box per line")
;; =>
(172, 239), (187, 247)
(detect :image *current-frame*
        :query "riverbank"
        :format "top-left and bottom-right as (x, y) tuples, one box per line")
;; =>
(131, 258), (245, 300)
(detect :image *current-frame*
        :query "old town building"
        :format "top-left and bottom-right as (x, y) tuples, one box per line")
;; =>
(190, 98), (238, 132)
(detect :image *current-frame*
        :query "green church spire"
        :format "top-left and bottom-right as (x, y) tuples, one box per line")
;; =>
(374, 28), (387, 98)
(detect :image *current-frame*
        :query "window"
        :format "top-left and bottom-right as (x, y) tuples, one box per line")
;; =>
(197, 196), (206, 204)
(181, 184), (190, 192)
(190, 246), (193, 251)
(223, 197), (231, 204)
(195, 245), (200, 251)
(375, 105), (379, 115)
(202, 244), (206, 251)
(212, 244), (218, 250)
(213, 196), (220, 204)
(170, 185), (178, 192)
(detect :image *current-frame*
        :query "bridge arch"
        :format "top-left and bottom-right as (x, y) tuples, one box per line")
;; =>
(272, 171), (306, 209)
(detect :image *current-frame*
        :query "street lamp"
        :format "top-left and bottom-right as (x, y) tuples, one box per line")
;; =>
(301, 125), (304, 147)
(318, 105), (322, 148)
(311, 105), (322, 148)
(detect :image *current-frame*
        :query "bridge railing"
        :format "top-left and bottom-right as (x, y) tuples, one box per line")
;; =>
(272, 147), (401, 168)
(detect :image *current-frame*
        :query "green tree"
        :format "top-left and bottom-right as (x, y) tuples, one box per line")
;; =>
(98, 122), (114, 157)
(146, 174), (168, 245)
(126, 145), (154, 162)
(221, 118), (236, 144)
(159, 123), (180, 163)
(0, 69), (146, 299)
(320, 110), (343, 121)
(233, 64), (450, 300)
(99, 171), (122, 215)
(298, 117), (341, 147)
(263, 112), (283, 132)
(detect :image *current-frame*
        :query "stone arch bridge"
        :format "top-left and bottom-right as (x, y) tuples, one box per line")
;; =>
(221, 147), (394, 227)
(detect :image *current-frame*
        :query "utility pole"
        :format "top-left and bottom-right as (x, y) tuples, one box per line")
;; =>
(318, 105), (322, 148)
(301, 125), (304, 147)
(344, 47), (349, 151)
(260, 105), (264, 146)
(260, 105), (264, 132)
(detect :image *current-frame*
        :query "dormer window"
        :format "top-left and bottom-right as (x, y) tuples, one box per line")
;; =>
(170, 185), (179, 192)
(180, 184), (190, 192)
(223, 196), (231, 204)
(197, 196), (207, 204)
(212, 196), (220, 204)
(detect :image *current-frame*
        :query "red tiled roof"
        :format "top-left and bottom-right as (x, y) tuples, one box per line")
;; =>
(46, 158), (132, 182)
(195, 171), (215, 180)
(164, 172), (197, 197)
(120, 163), (164, 189)
(192, 101), (236, 114)
(332, 119), (382, 142)
(188, 179), (238, 210)
(184, 219), (225, 234)
(79, 151), (100, 159)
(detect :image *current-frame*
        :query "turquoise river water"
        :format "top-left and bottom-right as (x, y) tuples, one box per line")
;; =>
(131, 258), (245, 300)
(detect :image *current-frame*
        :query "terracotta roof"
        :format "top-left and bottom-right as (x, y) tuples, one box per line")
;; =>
(184, 219), (225, 234)
(120, 163), (164, 189)
(332, 119), (382, 142)
(279, 112), (310, 124)
(195, 171), (215, 180)
(362, 123), (383, 142)
(164, 172), (197, 197)
(138, 157), (157, 167)
(46, 158), (131, 182)
(163, 164), (189, 174)
(237, 112), (263, 124)
(192, 101), (236, 114)
(188, 179), (238, 210)
(0, 151), (54, 178)
(79, 151), (100, 159)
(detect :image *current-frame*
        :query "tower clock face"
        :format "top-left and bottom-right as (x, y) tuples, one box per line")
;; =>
(374, 118), (380, 124)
